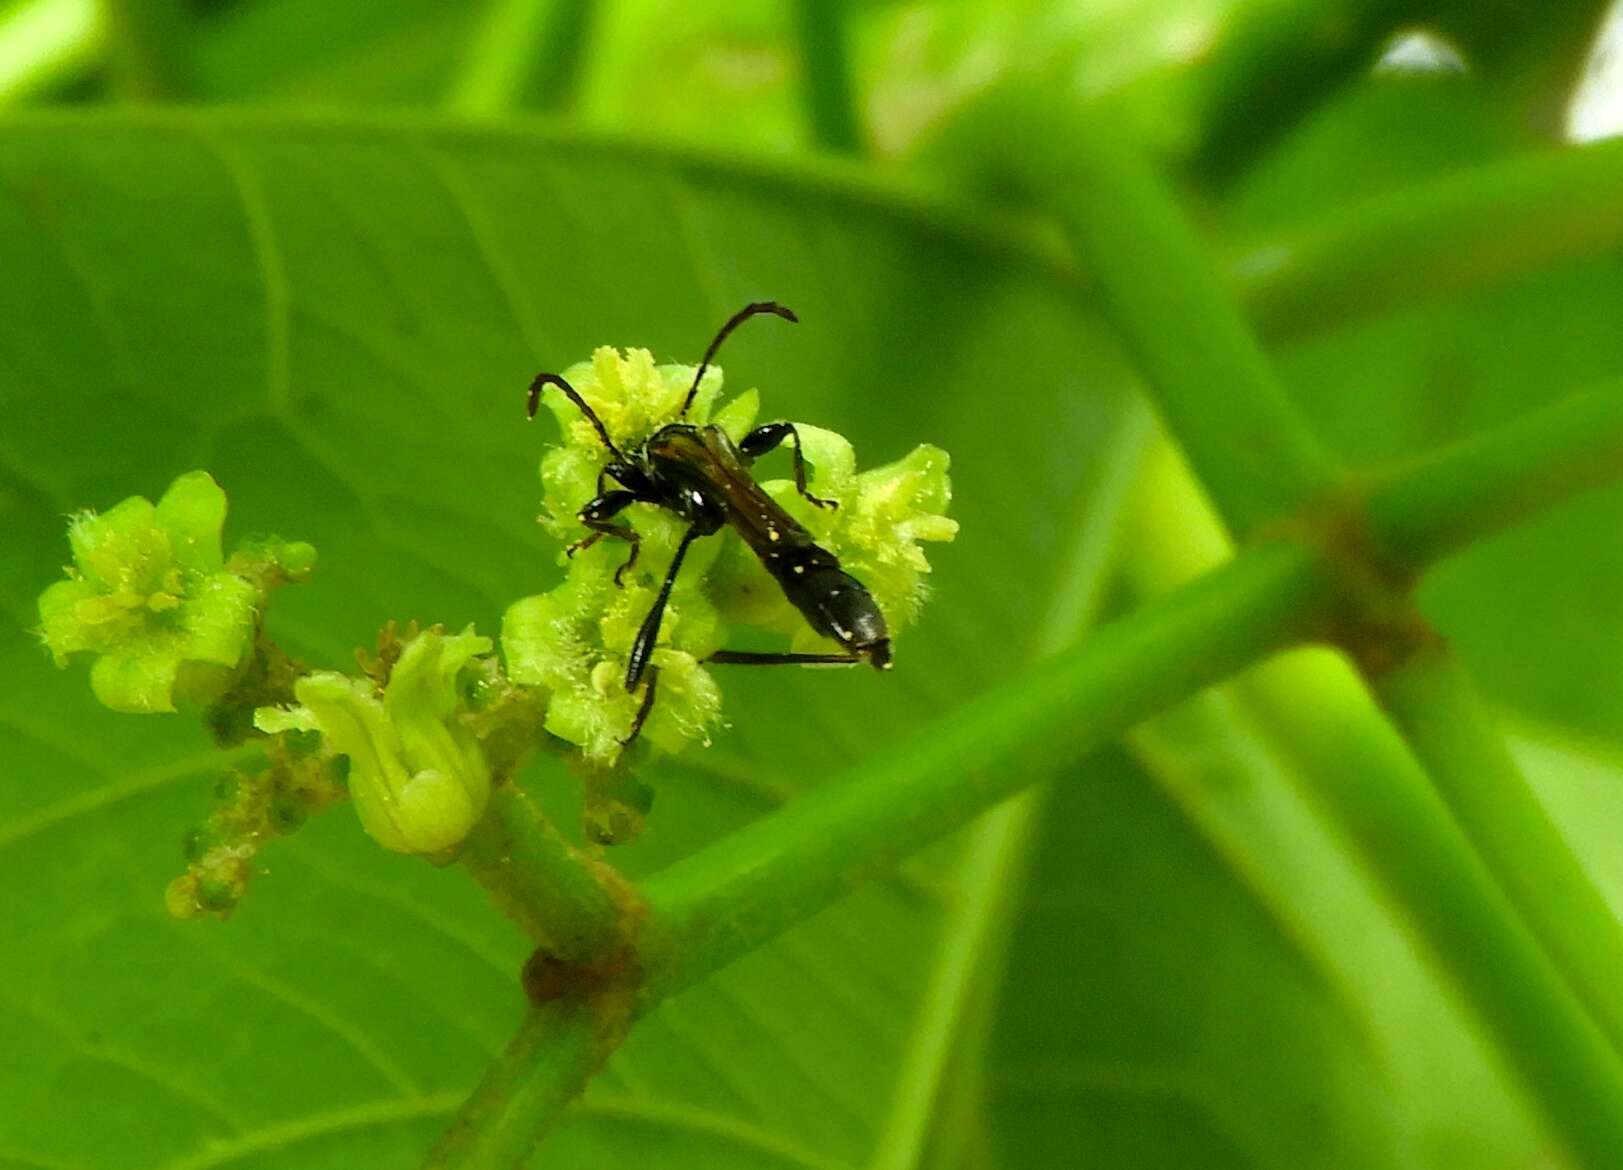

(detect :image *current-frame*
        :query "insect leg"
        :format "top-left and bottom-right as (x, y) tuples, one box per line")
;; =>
(571, 489), (643, 585)
(707, 649), (860, 665)
(619, 666), (660, 747)
(739, 422), (837, 509)
(625, 525), (703, 691)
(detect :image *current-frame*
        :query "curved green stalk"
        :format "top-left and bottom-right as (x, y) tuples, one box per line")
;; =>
(420, 1000), (608, 1170)
(99, 0), (189, 99)
(1236, 135), (1623, 339)
(448, 0), (595, 115)
(1366, 379), (1623, 573)
(458, 782), (636, 961)
(937, 79), (1341, 537)
(794, 0), (864, 155)
(1128, 386), (1623, 1167)
(952, 82), (1623, 1159)
(1373, 648), (1623, 1061)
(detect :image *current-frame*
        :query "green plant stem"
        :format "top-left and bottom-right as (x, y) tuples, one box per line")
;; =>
(794, 0), (864, 155)
(448, 0), (595, 116)
(458, 782), (634, 961)
(1366, 378), (1623, 573)
(1373, 645), (1623, 1059)
(1189, 0), (1410, 183)
(934, 78), (1623, 1163)
(420, 1000), (606, 1170)
(1130, 419), (1623, 1165)
(1228, 646), (1623, 1167)
(943, 79), (1340, 536)
(1434, 0), (1613, 137)
(636, 538), (1326, 998)
(97, 0), (187, 99)
(971, 77), (1623, 1134)
(1236, 136), (1623, 339)
(0, 0), (100, 103)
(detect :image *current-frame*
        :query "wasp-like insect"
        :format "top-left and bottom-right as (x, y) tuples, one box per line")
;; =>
(526, 302), (892, 745)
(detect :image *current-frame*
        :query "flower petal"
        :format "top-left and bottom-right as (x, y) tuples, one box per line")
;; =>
(91, 651), (180, 714)
(155, 470), (228, 574)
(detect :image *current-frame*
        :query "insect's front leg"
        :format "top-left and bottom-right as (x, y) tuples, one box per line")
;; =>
(571, 489), (642, 586)
(740, 422), (837, 510)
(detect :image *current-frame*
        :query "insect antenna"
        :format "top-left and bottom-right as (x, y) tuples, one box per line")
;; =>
(527, 372), (624, 460)
(679, 301), (798, 417)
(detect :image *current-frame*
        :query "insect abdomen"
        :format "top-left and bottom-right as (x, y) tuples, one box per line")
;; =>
(772, 550), (892, 668)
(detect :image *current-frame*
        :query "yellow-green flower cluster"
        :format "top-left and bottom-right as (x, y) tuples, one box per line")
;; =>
(504, 346), (957, 763)
(507, 348), (743, 762)
(37, 471), (315, 714)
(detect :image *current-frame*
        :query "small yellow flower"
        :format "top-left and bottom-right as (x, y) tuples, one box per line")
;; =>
(37, 471), (315, 714)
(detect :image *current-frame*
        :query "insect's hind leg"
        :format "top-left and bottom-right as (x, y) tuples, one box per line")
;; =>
(740, 422), (837, 510)
(706, 649), (860, 665)
(571, 489), (642, 586)
(619, 666), (660, 747)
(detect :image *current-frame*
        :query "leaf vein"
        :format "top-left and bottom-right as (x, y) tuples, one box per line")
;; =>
(190, 130), (292, 414)
(150, 1092), (463, 1170)
(0, 746), (256, 854)
(579, 1093), (857, 1170)
(0, 990), (246, 1131)
(168, 926), (424, 1098)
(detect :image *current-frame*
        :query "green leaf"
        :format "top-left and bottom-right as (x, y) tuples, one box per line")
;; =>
(981, 748), (1418, 1169)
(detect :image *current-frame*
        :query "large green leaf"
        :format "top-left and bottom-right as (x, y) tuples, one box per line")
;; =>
(0, 109), (1493, 1169)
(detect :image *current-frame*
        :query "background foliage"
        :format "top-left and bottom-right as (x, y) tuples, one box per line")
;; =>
(3, 2), (1623, 1167)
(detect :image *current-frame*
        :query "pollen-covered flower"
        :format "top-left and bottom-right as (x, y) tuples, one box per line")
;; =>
(708, 427), (958, 649)
(254, 628), (493, 855)
(36, 470), (315, 714)
(505, 345), (957, 765)
(506, 348), (753, 762)
(531, 345), (757, 541)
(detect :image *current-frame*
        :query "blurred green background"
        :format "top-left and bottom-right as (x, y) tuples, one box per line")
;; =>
(4, 1), (1623, 1167)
